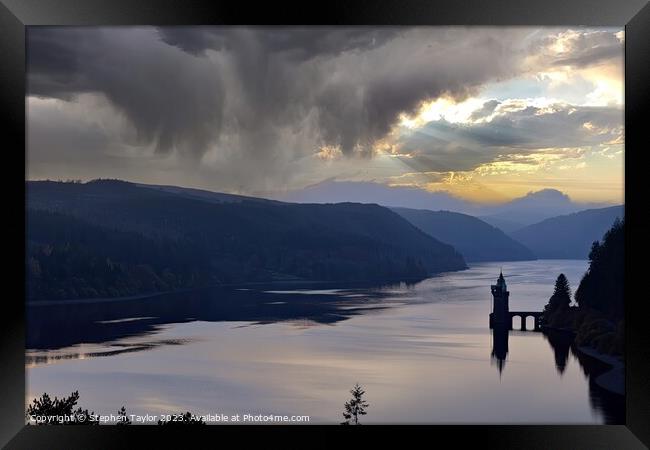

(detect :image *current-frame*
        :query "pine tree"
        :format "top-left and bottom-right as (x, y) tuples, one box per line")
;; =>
(116, 406), (131, 425)
(341, 383), (369, 425)
(545, 273), (572, 314)
(26, 391), (97, 425)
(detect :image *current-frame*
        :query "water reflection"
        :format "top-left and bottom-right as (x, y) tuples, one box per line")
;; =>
(541, 329), (623, 424)
(542, 329), (572, 374)
(490, 325), (509, 376)
(26, 339), (193, 367)
(569, 343), (625, 424)
(490, 326), (563, 377)
(489, 325), (623, 424)
(27, 282), (409, 351)
(27, 260), (624, 424)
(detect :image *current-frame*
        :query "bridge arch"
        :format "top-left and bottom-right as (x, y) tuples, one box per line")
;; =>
(509, 312), (542, 331)
(525, 316), (536, 330)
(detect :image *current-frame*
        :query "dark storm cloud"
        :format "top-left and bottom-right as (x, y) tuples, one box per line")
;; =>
(157, 27), (400, 61)
(28, 27), (225, 157)
(157, 26), (527, 158)
(396, 102), (622, 172)
(27, 27), (527, 165)
(27, 27), (623, 193)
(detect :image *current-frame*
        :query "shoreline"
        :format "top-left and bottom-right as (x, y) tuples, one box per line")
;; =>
(26, 275), (434, 307)
(27, 290), (174, 307)
(575, 345), (625, 396)
(28, 261), (584, 307)
(541, 325), (624, 396)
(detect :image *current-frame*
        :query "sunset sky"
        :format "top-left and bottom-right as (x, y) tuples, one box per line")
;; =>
(27, 27), (624, 204)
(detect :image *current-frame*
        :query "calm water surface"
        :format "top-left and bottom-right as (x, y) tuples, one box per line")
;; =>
(26, 260), (623, 424)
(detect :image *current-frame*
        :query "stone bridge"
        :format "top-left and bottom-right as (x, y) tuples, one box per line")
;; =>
(508, 311), (544, 331)
(490, 311), (544, 331)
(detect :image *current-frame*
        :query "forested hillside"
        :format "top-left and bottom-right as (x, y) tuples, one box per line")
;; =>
(26, 180), (467, 301)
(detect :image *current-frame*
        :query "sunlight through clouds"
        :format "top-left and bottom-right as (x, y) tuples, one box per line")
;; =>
(26, 26), (623, 204)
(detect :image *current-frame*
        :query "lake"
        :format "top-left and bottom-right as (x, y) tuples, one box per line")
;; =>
(26, 259), (623, 424)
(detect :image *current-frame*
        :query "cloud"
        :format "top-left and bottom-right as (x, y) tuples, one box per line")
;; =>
(28, 27), (225, 158)
(27, 27), (623, 195)
(157, 27), (400, 61)
(392, 100), (622, 175)
(27, 27), (534, 189)
(528, 29), (623, 69)
(26, 95), (186, 183)
(469, 99), (500, 122)
(27, 97), (115, 166)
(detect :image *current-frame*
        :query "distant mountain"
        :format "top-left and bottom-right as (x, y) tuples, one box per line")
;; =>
(477, 216), (526, 234)
(26, 180), (466, 301)
(276, 180), (477, 211)
(393, 208), (535, 262)
(276, 181), (612, 229)
(478, 189), (609, 231)
(510, 205), (624, 259)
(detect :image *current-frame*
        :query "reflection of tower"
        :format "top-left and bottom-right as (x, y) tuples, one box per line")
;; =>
(491, 324), (509, 375)
(489, 271), (510, 329)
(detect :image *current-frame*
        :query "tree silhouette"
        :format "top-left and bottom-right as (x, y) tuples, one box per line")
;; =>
(26, 391), (97, 425)
(116, 406), (131, 425)
(545, 273), (572, 313)
(575, 218), (624, 320)
(26, 391), (210, 425)
(341, 383), (369, 425)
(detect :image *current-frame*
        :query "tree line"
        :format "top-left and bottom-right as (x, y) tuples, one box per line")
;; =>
(542, 217), (624, 356)
(26, 179), (469, 302)
(26, 384), (370, 425)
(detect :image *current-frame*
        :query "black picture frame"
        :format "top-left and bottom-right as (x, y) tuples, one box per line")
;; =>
(2, 0), (648, 448)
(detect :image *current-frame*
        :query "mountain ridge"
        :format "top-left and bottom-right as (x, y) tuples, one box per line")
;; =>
(26, 179), (467, 301)
(510, 205), (624, 259)
(392, 207), (536, 262)
(275, 180), (615, 229)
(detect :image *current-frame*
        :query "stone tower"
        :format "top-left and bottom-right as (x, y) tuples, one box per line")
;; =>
(489, 270), (510, 329)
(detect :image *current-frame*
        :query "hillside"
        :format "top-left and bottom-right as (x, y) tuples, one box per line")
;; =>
(477, 216), (526, 234)
(393, 208), (535, 262)
(277, 181), (610, 229)
(26, 180), (467, 301)
(510, 205), (624, 259)
(135, 183), (281, 205)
